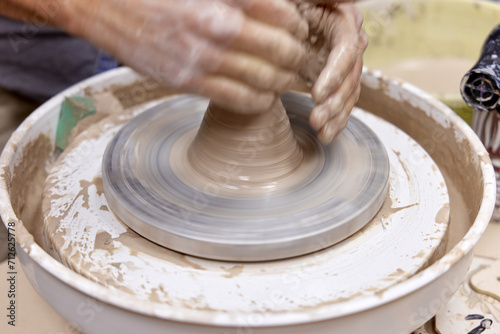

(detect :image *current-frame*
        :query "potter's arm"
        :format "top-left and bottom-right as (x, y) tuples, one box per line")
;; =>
(1, 0), (308, 113)
(2, 0), (366, 143)
(1, 0), (54, 24)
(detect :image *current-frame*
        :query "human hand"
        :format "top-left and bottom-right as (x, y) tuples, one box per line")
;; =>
(59, 0), (309, 112)
(294, 1), (368, 143)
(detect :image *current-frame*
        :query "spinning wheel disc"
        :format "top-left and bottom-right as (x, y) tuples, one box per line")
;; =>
(102, 93), (390, 261)
(42, 97), (450, 317)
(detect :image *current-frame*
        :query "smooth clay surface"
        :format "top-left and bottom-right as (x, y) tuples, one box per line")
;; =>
(183, 100), (316, 195)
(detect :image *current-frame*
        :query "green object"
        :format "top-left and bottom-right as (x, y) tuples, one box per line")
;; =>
(438, 95), (474, 126)
(56, 96), (96, 150)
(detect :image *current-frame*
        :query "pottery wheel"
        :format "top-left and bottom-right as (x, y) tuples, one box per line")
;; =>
(42, 97), (450, 319)
(101, 93), (390, 261)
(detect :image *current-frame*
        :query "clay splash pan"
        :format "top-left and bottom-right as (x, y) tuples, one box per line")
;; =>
(0, 67), (495, 334)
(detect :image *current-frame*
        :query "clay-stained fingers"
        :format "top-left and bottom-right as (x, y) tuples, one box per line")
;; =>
(226, 0), (309, 40)
(312, 4), (367, 103)
(185, 75), (278, 113)
(316, 83), (361, 144)
(230, 17), (307, 71)
(212, 51), (297, 93)
(310, 51), (363, 131)
(67, 0), (309, 110)
(190, 40), (298, 93)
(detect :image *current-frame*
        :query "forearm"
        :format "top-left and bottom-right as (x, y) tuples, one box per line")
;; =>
(1, 0), (72, 30)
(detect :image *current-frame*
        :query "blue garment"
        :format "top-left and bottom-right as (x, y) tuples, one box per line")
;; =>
(0, 16), (118, 102)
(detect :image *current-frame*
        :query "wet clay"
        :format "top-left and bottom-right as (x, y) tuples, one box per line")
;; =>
(171, 100), (322, 195)
(187, 101), (304, 190)
(378, 57), (475, 96)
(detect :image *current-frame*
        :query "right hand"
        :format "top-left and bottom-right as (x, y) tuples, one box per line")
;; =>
(293, 1), (368, 143)
(60, 0), (309, 112)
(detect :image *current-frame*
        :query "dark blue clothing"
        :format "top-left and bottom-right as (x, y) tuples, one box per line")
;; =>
(0, 16), (117, 102)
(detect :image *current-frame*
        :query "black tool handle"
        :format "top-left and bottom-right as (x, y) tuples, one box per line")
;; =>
(461, 24), (500, 113)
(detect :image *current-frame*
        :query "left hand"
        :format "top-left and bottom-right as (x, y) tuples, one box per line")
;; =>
(294, 1), (368, 143)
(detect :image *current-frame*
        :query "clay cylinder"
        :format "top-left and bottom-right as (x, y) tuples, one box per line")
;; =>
(187, 99), (304, 191)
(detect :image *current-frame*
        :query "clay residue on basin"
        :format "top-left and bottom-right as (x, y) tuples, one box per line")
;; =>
(7, 74), (484, 260)
(109, 80), (177, 110)
(6, 134), (53, 247)
(39, 94), (450, 315)
(0, 71), (492, 329)
(4, 79), (178, 250)
(358, 70), (489, 252)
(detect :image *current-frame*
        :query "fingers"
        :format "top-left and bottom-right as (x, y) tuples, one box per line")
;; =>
(232, 0), (309, 40)
(214, 51), (297, 93)
(198, 0), (308, 98)
(166, 1), (307, 74)
(186, 75), (278, 113)
(231, 16), (307, 71)
(312, 44), (357, 103)
(68, 0), (309, 112)
(308, 3), (367, 143)
(311, 37), (363, 144)
(311, 4), (366, 103)
(310, 49), (363, 130)
(317, 83), (361, 144)
(193, 0), (307, 72)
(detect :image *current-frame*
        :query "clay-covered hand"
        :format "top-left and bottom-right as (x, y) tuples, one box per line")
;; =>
(295, 1), (368, 143)
(59, 0), (308, 112)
